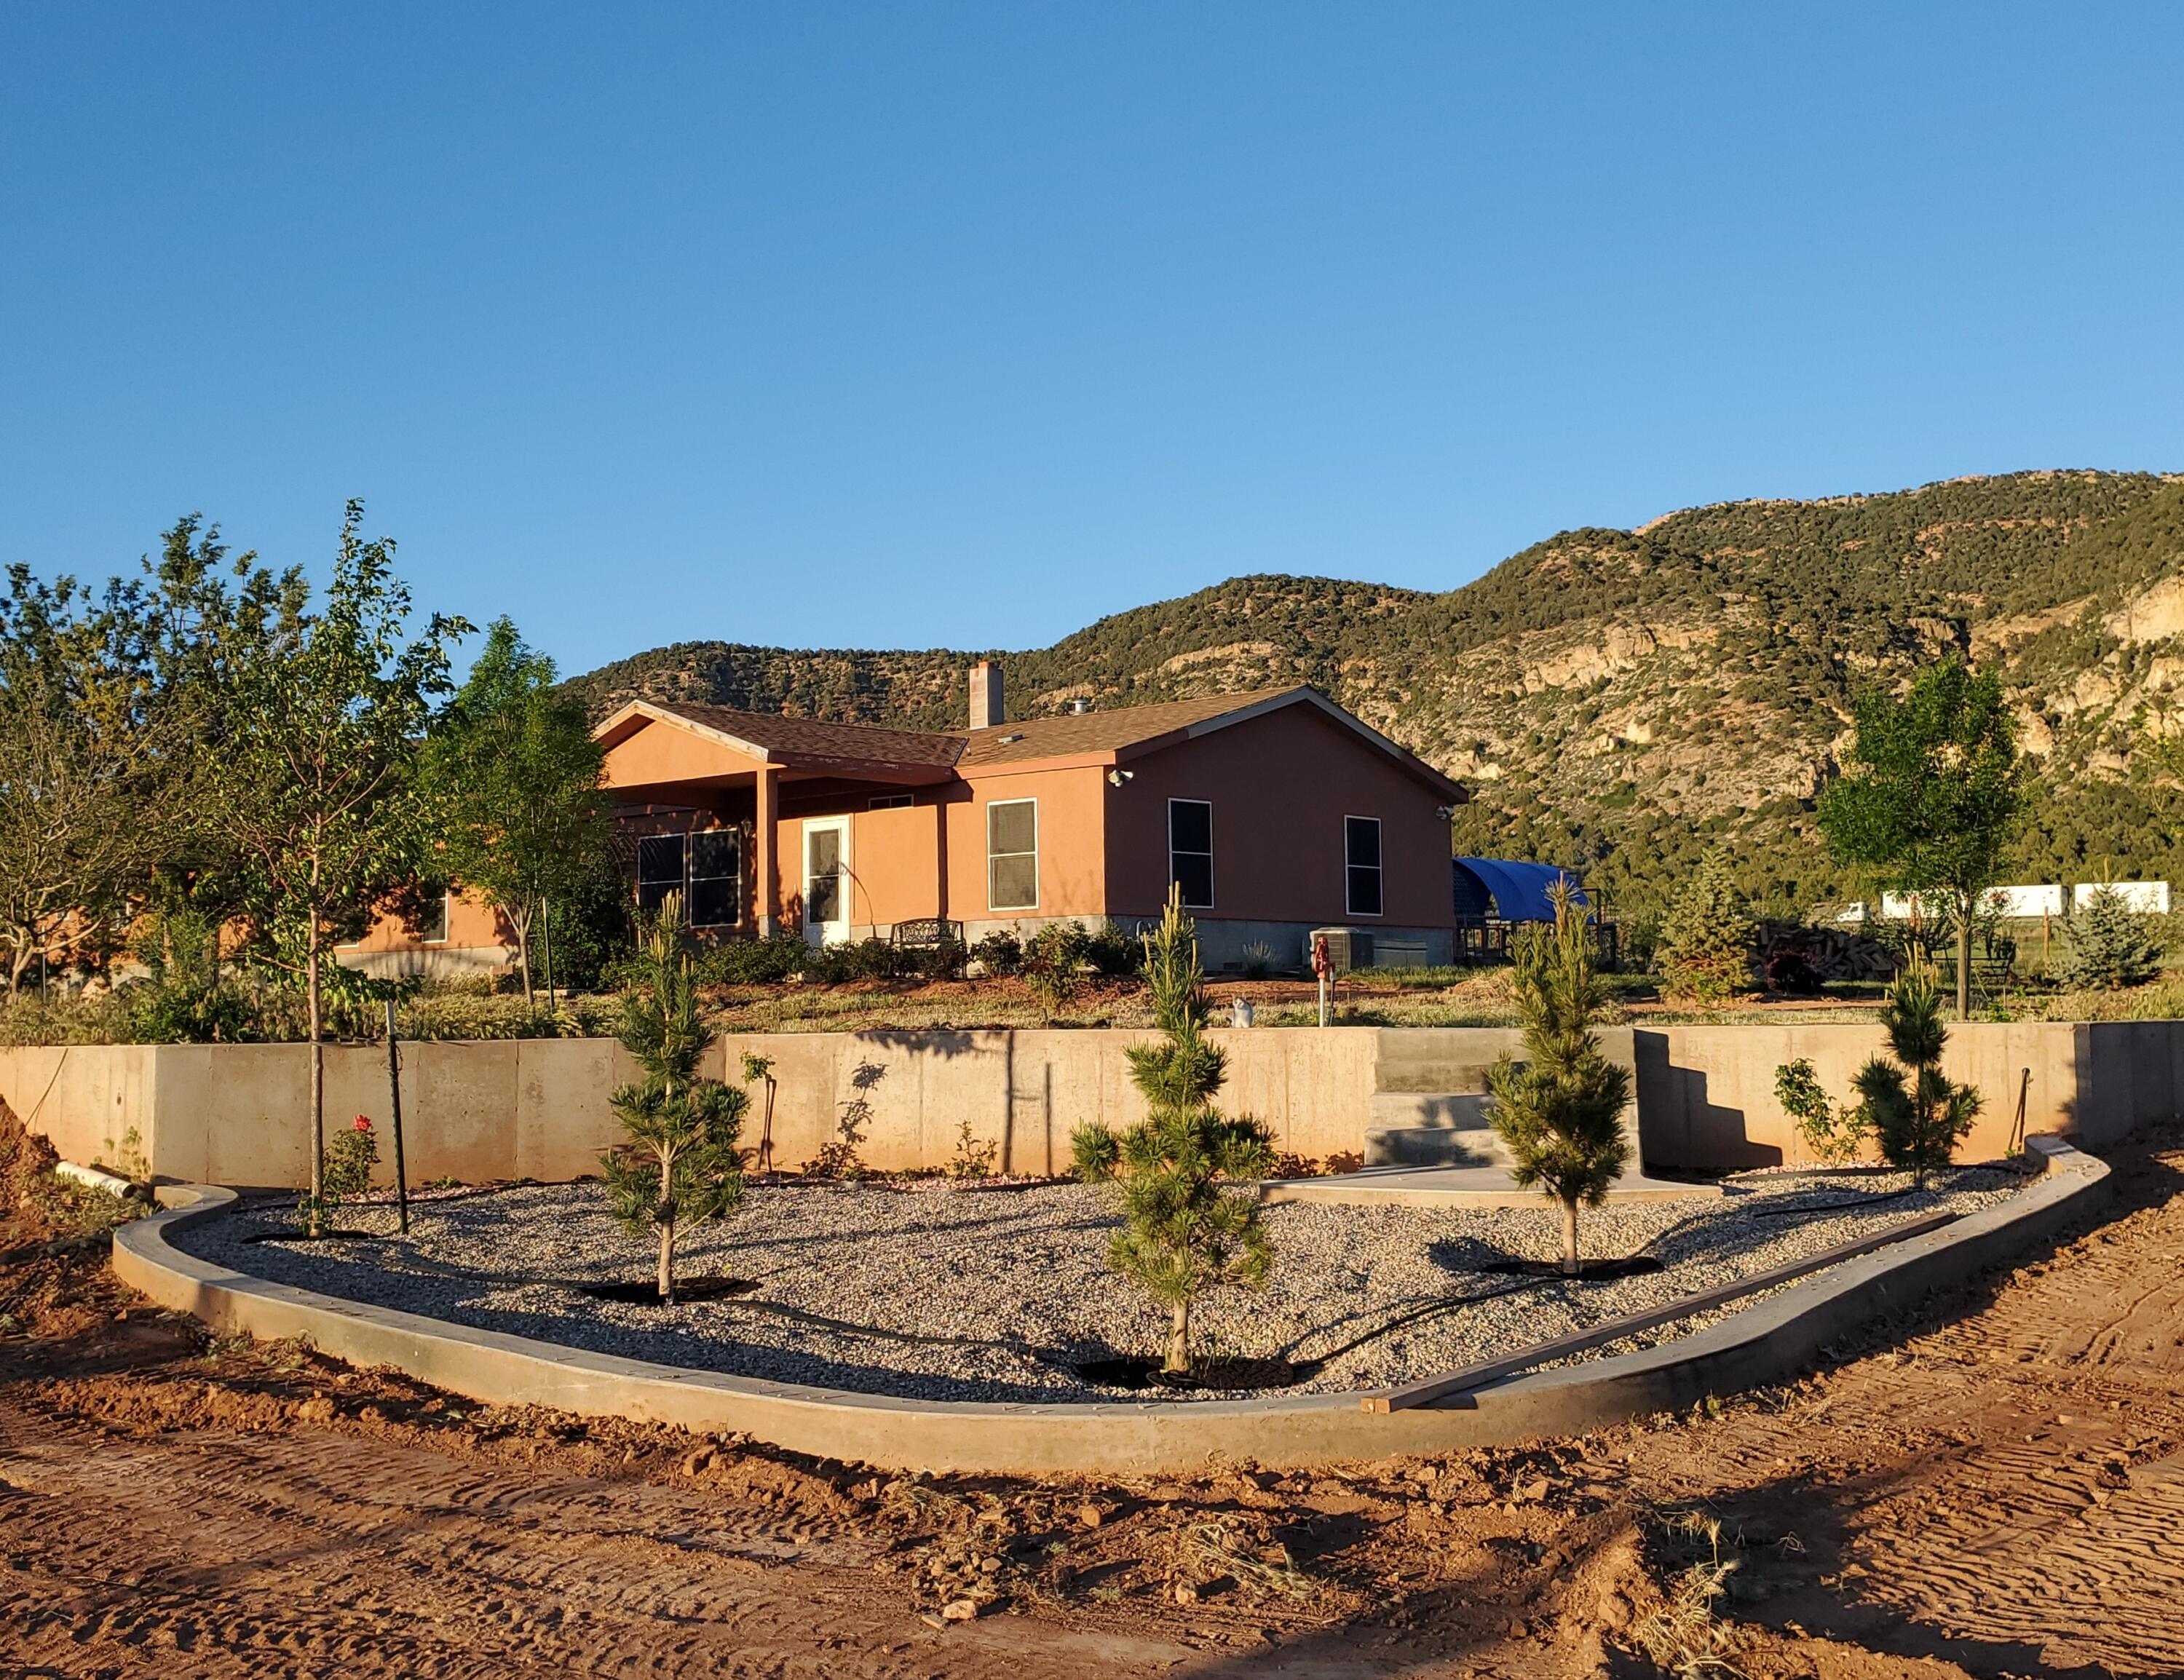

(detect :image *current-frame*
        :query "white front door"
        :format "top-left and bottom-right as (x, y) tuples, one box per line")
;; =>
(802, 818), (850, 946)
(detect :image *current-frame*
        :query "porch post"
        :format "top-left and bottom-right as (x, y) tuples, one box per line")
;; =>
(755, 766), (781, 936)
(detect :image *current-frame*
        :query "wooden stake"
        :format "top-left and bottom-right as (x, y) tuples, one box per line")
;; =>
(385, 997), (409, 1236)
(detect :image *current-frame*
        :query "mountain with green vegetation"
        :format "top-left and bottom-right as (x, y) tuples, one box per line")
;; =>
(569, 470), (2184, 937)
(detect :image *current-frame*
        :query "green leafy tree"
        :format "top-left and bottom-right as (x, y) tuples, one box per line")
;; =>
(1655, 849), (1755, 1002)
(1488, 881), (1631, 1275)
(1819, 657), (2026, 1021)
(601, 894), (748, 1302)
(209, 503), (467, 1232)
(1773, 1058), (1867, 1165)
(420, 618), (607, 1013)
(1849, 965), (1981, 1185)
(2053, 883), (2164, 988)
(1071, 887), (1273, 1376)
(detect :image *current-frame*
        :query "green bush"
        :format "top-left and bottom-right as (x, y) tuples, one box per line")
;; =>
(1656, 850), (1755, 1002)
(700, 934), (810, 986)
(2052, 884), (2164, 988)
(1851, 966), (1982, 1184)
(970, 930), (1024, 977)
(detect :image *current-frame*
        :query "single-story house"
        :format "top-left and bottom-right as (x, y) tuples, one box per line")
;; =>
(344, 663), (1469, 975)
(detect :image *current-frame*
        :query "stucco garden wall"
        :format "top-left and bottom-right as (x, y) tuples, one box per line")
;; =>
(0, 1018), (2167, 1189)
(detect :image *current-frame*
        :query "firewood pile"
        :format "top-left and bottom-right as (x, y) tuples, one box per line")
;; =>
(1754, 919), (1900, 983)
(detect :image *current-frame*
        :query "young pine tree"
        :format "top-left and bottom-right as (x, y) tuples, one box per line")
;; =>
(1655, 850), (1756, 1003)
(1850, 965), (1981, 1187)
(1488, 881), (1631, 1275)
(2054, 884), (2164, 989)
(600, 894), (748, 1303)
(1071, 887), (1274, 1376)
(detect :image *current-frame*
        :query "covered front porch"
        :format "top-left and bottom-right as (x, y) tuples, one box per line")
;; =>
(597, 700), (964, 943)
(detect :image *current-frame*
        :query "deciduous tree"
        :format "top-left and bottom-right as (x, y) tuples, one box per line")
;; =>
(1819, 657), (2025, 1021)
(419, 618), (606, 1013)
(209, 502), (465, 1231)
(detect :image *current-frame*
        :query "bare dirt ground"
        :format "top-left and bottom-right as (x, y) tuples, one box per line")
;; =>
(1, 1122), (2179, 1678)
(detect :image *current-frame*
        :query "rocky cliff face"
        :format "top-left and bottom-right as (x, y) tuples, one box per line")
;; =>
(569, 471), (2184, 920)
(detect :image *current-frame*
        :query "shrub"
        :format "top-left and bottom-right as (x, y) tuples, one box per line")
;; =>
(1082, 923), (1139, 978)
(323, 1114), (381, 1200)
(1023, 922), (1089, 1016)
(2053, 884), (2164, 989)
(700, 932), (809, 986)
(599, 894), (748, 1302)
(128, 908), (256, 1043)
(1487, 881), (1631, 1274)
(1851, 965), (1981, 1185)
(1773, 1058), (1865, 1165)
(970, 930), (1023, 977)
(946, 1117), (999, 1179)
(1656, 851), (1755, 1002)
(1241, 940), (1277, 981)
(1072, 887), (1273, 1375)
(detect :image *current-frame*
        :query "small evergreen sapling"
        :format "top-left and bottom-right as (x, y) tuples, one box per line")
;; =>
(1488, 881), (1631, 1275)
(1072, 887), (1274, 1376)
(1851, 966), (1981, 1186)
(600, 894), (748, 1303)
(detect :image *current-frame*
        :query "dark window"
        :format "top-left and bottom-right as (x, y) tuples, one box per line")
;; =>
(868, 793), (914, 810)
(636, 833), (685, 912)
(1168, 799), (1214, 908)
(417, 890), (449, 944)
(987, 799), (1038, 910)
(688, 828), (741, 927)
(1345, 816), (1383, 917)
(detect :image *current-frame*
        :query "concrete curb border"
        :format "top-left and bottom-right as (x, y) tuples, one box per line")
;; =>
(114, 1138), (2110, 1475)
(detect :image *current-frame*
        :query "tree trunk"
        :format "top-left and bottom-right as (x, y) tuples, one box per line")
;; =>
(306, 921), (325, 1236)
(656, 1218), (676, 1306)
(1956, 895), (1972, 1022)
(1560, 1198), (1580, 1276)
(510, 900), (534, 1015)
(1165, 1299), (1191, 1376)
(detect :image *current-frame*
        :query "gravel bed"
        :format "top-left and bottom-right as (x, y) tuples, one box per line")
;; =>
(175, 1166), (2031, 1404)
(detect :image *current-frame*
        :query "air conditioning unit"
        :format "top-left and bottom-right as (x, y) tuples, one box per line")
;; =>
(1308, 927), (1372, 972)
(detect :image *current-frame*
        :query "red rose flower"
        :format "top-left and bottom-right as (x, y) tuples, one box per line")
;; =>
(352, 1114), (373, 1132)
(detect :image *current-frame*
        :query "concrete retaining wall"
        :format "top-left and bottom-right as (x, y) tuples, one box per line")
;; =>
(4, 1017), (2173, 1190)
(111, 1136), (2110, 1474)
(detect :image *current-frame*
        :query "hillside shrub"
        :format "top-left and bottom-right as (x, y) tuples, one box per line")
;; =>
(701, 934), (810, 986)
(970, 931), (1023, 977)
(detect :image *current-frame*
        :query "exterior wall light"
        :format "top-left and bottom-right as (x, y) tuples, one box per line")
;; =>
(1107, 769), (1135, 787)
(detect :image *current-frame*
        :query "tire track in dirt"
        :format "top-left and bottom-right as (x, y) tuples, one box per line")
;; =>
(1625, 1133), (2184, 1678)
(0, 1408), (1191, 1679)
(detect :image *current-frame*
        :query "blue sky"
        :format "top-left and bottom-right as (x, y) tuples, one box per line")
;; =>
(4, 5), (2180, 676)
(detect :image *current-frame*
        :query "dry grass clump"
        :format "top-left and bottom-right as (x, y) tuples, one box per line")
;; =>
(1632, 1509), (1744, 1678)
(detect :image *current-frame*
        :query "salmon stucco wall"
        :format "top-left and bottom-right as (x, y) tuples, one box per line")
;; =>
(945, 764), (1110, 925)
(1103, 705), (1455, 931)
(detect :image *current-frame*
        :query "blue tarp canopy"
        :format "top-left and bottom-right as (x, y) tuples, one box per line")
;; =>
(1453, 857), (1586, 922)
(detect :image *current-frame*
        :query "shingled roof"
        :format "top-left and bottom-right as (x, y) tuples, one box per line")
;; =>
(596, 686), (1463, 798)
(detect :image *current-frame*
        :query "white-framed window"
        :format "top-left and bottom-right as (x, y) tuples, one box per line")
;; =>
(419, 890), (451, 945)
(636, 833), (686, 913)
(1345, 815), (1384, 917)
(687, 828), (743, 927)
(1168, 799), (1214, 909)
(868, 793), (914, 811)
(987, 799), (1038, 910)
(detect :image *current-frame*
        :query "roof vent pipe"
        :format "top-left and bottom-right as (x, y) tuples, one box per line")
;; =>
(969, 660), (1004, 730)
(1069, 697), (1091, 714)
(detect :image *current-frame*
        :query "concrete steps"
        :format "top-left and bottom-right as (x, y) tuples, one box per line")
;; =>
(1364, 1033), (1514, 1168)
